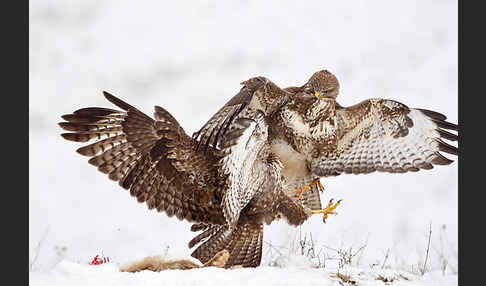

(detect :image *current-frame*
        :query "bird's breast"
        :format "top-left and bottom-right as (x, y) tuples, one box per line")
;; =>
(270, 139), (311, 184)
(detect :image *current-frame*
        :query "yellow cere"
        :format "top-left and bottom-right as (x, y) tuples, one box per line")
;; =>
(314, 91), (320, 98)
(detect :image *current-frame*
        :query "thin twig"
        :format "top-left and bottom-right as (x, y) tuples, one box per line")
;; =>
(381, 248), (390, 269)
(421, 222), (432, 275)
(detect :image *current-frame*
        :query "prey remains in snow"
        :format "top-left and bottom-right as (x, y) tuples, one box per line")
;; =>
(120, 250), (242, 272)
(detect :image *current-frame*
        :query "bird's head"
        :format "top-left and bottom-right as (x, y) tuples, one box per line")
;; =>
(302, 70), (340, 100)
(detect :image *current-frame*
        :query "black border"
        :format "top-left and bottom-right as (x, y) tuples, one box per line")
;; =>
(5, 0), (28, 284)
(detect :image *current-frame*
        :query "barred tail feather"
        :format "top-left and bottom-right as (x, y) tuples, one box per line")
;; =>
(189, 223), (263, 268)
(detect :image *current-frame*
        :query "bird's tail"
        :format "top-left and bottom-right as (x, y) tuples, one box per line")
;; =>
(189, 222), (263, 268)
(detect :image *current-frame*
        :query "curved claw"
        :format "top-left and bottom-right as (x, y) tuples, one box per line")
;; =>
(313, 198), (342, 223)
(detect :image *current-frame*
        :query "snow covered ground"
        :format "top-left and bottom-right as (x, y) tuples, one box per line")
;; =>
(29, 0), (457, 284)
(30, 259), (457, 286)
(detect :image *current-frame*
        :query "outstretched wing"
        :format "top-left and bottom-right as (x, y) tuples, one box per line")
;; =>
(193, 77), (289, 152)
(59, 92), (226, 225)
(313, 98), (458, 176)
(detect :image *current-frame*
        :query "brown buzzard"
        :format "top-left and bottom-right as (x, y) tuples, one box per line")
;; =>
(60, 70), (458, 268)
(190, 70), (457, 266)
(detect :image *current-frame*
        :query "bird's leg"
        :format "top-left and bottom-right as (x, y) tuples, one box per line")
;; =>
(291, 178), (324, 200)
(312, 199), (342, 222)
(291, 185), (311, 200)
(309, 178), (324, 193)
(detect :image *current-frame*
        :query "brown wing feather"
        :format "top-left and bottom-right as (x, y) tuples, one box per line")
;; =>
(313, 99), (458, 176)
(193, 77), (289, 152)
(59, 92), (226, 225)
(192, 77), (266, 151)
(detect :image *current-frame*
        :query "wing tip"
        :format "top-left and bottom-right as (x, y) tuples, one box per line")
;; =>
(103, 91), (135, 111)
(432, 118), (458, 131)
(417, 108), (447, 121)
(435, 138), (458, 156)
(58, 122), (69, 130)
(436, 128), (458, 142)
(75, 146), (93, 157)
(60, 132), (88, 142)
(431, 152), (455, 165)
(60, 114), (73, 121)
(102, 90), (114, 100)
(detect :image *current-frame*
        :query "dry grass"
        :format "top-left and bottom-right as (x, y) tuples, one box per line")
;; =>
(262, 222), (458, 279)
(376, 273), (410, 283)
(264, 228), (369, 269)
(332, 272), (357, 285)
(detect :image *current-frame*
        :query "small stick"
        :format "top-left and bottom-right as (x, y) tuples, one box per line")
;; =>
(381, 248), (390, 269)
(421, 223), (432, 275)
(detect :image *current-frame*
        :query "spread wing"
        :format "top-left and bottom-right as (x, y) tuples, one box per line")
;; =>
(193, 77), (289, 152)
(312, 99), (458, 176)
(59, 92), (226, 225)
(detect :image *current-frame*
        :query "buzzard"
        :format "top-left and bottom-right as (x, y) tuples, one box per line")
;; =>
(191, 70), (458, 265)
(60, 70), (458, 268)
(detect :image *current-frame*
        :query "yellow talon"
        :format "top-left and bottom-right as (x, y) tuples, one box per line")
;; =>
(292, 185), (311, 200)
(310, 178), (324, 193)
(312, 199), (342, 222)
(291, 178), (324, 200)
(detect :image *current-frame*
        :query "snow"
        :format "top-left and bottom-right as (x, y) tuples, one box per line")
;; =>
(29, 259), (457, 286)
(30, 0), (457, 284)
